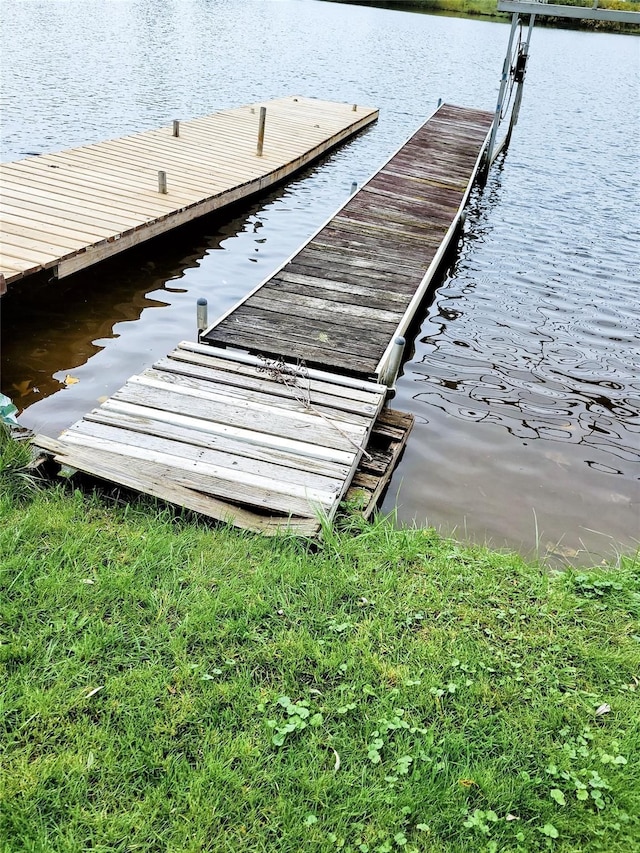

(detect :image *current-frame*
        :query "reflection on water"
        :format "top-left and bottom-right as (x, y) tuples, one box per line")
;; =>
(1, 211), (245, 412)
(1, 0), (638, 564)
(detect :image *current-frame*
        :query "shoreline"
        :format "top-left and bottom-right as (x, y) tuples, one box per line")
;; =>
(320, 0), (640, 35)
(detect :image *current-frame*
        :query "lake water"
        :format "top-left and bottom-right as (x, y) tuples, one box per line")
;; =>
(1, 0), (638, 564)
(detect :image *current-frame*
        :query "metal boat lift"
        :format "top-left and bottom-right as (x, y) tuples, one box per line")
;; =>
(486, 1), (640, 167)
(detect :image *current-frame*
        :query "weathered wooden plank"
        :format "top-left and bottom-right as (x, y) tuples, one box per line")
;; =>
(248, 290), (401, 327)
(207, 326), (380, 376)
(272, 279), (410, 316)
(269, 274), (410, 309)
(59, 430), (338, 514)
(111, 382), (368, 453)
(213, 306), (392, 359)
(99, 399), (355, 465)
(85, 406), (351, 479)
(139, 367), (374, 427)
(130, 371), (368, 434)
(315, 227), (441, 256)
(68, 419), (346, 494)
(285, 258), (414, 288)
(302, 242), (428, 274)
(175, 342), (387, 393)
(166, 347), (384, 404)
(153, 356), (380, 417)
(34, 436), (321, 535)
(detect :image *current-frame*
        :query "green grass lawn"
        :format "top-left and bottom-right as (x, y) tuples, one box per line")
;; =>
(1, 438), (639, 851)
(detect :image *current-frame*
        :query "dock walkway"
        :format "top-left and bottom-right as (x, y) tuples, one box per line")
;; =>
(203, 104), (493, 379)
(0, 97), (377, 288)
(36, 103), (493, 535)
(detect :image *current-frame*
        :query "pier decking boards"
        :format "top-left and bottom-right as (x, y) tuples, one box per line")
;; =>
(0, 96), (377, 288)
(36, 343), (388, 536)
(203, 103), (494, 378)
(35, 103), (493, 534)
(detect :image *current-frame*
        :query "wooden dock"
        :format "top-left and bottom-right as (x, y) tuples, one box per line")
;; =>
(0, 96), (377, 288)
(203, 103), (494, 380)
(35, 103), (493, 535)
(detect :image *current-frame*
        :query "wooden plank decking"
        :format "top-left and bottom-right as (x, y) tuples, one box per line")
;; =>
(34, 103), (492, 535)
(36, 342), (388, 536)
(202, 103), (493, 379)
(0, 96), (377, 288)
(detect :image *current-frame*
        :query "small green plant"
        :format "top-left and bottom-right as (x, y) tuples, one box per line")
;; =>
(265, 696), (323, 746)
(0, 425), (39, 500)
(463, 808), (499, 836)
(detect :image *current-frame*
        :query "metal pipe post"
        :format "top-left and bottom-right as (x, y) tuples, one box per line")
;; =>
(196, 297), (208, 339)
(486, 13), (520, 167)
(172, 120), (180, 137)
(158, 170), (168, 194)
(380, 336), (406, 390)
(256, 107), (266, 156)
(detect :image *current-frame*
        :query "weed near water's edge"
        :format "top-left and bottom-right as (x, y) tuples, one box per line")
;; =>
(0, 482), (638, 852)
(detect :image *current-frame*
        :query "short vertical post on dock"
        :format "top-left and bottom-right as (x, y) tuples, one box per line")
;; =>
(172, 120), (180, 137)
(256, 107), (266, 156)
(158, 170), (168, 194)
(352, 104), (357, 112)
(351, 181), (358, 195)
(380, 336), (406, 391)
(197, 297), (208, 340)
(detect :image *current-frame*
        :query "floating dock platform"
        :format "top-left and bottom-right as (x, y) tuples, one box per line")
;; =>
(35, 103), (494, 535)
(0, 96), (378, 289)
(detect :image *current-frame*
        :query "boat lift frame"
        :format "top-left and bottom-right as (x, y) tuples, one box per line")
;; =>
(485, 1), (640, 168)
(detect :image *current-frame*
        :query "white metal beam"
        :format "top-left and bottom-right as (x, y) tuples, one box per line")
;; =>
(497, 1), (640, 23)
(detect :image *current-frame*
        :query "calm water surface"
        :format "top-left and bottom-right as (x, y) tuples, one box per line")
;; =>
(1, 0), (638, 564)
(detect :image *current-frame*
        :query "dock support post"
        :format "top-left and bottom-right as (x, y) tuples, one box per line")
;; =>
(505, 15), (535, 148)
(197, 298), (208, 339)
(158, 171), (168, 194)
(172, 120), (180, 137)
(380, 337), (406, 390)
(485, 12), (520, 169)
(351, 181), (358, 194)
(256, 107), (266, 156)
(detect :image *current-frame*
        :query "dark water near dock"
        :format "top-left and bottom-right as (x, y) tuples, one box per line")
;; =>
(1, 0), (638, 564)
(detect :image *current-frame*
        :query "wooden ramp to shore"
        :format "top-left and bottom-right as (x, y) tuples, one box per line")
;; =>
(36, 343), (388, 536)
(0, 96), (377, 288)
(35, 103), (492, 535)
